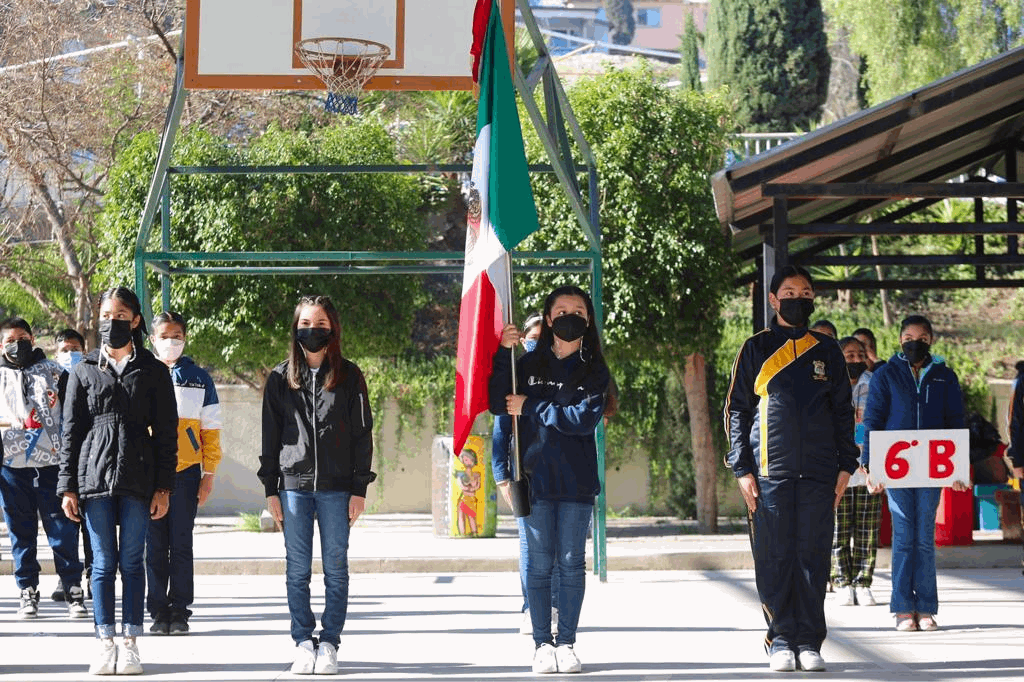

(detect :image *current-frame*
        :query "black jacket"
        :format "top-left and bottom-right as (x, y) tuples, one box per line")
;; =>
(724, 320), (860, 483)
(258, 358), (376, 498)
(488, 345), (609, 503)
(1007, 362), (1024, 469)
(57, 347), (178, 501)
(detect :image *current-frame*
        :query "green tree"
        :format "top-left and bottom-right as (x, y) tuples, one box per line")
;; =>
(520, 63), (735, 530)
(825, 0), (1024, 106)
(604, 0), (636, 45)
(98, 121), (426, 384)
(680, 12), (702, 91)
(706, 0), (830, 131)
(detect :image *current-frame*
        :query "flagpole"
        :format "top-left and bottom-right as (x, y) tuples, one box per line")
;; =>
(505, 252), (530, 517)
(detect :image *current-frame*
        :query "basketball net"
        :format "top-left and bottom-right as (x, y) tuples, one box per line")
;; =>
(294, 38), (390, 115)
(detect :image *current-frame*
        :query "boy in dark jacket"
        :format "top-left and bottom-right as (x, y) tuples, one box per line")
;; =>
(0, 317), (87, 619)
(724, 266), (859, 673)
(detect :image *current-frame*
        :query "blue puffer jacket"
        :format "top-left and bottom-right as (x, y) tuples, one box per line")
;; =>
(861, 352), (965, 469)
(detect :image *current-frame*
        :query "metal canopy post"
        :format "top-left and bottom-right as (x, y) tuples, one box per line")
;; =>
(758, 197), (790, 332)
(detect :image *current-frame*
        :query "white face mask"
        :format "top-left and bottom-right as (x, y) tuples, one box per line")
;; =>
(56, 351), (83, 371)
(153, 337), (185, 363)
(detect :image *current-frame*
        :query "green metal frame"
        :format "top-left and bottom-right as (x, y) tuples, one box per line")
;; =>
(134, 0), (609, 580)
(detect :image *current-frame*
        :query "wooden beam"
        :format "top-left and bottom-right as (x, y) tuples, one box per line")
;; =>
(763, 182), (1024, 199)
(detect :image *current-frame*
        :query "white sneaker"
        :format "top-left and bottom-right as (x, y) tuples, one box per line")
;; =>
(555, 644), (582, 673)
(768, 649), (796, 672)
(520, 609), (532, 635)
(17, 586), (39, 619)
(798, 650), (826, 672)
(836, 585), (856, 606)
(314, 641), (338, 675)
(291, 640), (317, 675)
(89, 638), (117, 675)
(855, 586), (877, 606)
(532, 643), (558, 674)
(117, 638), (143, 675)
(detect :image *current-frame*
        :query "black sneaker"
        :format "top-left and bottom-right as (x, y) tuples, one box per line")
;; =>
(149, 619), (170, 635)
(168, 618), (190, 635)
(51, 585), (66, 602)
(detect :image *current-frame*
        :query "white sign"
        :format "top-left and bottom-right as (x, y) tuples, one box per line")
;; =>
(869, 429), (970, 489)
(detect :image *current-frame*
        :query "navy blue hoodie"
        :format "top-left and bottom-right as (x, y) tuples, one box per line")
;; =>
(488, 346), (609, 503)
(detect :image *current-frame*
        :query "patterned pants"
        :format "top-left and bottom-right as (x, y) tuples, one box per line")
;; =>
(831, 486), (883, 587)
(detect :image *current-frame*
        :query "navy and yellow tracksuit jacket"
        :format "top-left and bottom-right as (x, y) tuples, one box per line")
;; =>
(724, 321), (860, 483)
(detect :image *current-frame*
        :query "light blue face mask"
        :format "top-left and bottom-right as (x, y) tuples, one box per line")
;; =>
(56, 351), (83, 371)
(522, 339), (538, 353)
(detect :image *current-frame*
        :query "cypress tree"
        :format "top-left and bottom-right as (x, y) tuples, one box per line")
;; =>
(706, 0), (830, 131)
(679, 12), (702, 91)
(604, 0), (636, 45)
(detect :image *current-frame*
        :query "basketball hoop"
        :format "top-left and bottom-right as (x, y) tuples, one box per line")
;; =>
(294, 37), (390, 115)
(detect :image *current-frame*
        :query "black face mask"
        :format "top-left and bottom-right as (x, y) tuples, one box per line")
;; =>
(99, 319), (134, 350)
(551, 314), (588, 343)
(846, 361), (868, 381)
(902, 340), (930, 365)
(296, 327), (333, 353)
(3, 339), (33, 367)
(776, 297), (815, 327)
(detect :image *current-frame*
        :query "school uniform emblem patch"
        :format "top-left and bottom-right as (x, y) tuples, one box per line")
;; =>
(812, 360), (827, 381)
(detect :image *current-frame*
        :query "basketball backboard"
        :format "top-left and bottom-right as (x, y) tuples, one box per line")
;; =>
(184, 0), (514, 91)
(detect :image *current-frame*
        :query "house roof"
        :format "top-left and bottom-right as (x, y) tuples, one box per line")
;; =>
(710, 45), (1024, 265)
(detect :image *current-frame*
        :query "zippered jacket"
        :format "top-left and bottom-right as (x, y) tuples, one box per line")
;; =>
(57, 348), (178, 500)
(258, 358), (376, 498)
(488, 345), (608, 503)
(1006, 364), (1024, 468)
(861, 352), (965, 469)
(167, 356), (223, 474)
(724, 320), (860, 483)
(0, 349), (67, 469)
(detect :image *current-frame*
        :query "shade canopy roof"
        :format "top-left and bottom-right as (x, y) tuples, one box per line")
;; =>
(711, 45), (1024, 266)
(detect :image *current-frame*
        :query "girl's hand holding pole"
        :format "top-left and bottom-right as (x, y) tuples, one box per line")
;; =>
(500, 324), (521, 349)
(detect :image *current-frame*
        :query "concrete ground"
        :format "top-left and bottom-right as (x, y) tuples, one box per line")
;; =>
(1, 514), (1022, 680)
(0, 568), (1021, 681)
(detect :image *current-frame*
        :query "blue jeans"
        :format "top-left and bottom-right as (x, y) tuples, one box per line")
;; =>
(522, 499), (592, 646)
(0, 465), (83, 590)
(146, 464), (201, 620)
(281, 490), (352, 648)
(886, 487), (941, 615)
(84, 495), (150, 638)
(515, 515), (560, 613)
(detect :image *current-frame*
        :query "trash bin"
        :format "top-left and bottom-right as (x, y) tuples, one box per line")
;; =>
(430, 435), (497, 538)
(935, 487), (973, 546)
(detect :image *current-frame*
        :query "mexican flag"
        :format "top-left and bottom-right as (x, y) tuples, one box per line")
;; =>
(454, 0), (540, 455)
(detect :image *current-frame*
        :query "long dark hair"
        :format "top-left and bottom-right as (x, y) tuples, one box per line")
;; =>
(536, 285), (605, 370)
(286, 295), (345, 391)
(99, 287), (147, 349)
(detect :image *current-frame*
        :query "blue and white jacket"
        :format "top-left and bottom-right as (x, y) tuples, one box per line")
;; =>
(0, 349), (66, 469)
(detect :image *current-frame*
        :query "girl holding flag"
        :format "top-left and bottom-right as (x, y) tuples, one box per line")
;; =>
(489, 285), (609, 675)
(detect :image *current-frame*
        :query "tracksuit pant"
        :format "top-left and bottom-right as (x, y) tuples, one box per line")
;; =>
(748, 477), (835, 655)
